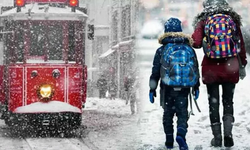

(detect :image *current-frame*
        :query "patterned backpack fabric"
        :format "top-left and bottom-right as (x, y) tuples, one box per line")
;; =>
(203, 14), (238, 59)
(160, 44), (199, 87)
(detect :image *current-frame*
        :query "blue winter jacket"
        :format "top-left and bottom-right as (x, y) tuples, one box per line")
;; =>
(149, 32), (200, 93)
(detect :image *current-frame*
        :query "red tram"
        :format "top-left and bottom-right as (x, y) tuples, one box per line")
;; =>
(0, 0), (88, 130)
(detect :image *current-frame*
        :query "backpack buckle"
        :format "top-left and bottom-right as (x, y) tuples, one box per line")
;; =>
(173, 88), (182, 91)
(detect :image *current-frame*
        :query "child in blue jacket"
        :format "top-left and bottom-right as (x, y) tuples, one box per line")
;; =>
(149, 18), (200, 150)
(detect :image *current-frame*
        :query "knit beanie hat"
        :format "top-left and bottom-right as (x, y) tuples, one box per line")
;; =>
(203, 0), (229, 8)
(164, 17), (182, 33)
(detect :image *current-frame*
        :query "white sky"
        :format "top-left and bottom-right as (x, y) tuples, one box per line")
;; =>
(0, 0), (14, 6)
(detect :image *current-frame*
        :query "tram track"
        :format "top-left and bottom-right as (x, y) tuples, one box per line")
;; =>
(24, 137), (89, 150)
(23, 138), (33, 150)
(0, 108), (135, 150)
(0, 120), (92, 150)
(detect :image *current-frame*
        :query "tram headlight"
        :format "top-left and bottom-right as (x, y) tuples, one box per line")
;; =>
(15, 0), (25, 7)
(38, 84), (53, 99)
(69, 0), (79, 7)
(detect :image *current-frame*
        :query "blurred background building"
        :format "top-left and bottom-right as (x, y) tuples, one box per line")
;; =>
(80, 0), (139, 98)
(138, 0), (250, 35)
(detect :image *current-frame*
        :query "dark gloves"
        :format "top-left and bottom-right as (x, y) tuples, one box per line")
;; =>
(192, 87), (199, 100)
(149, 89), (156, 103)
(239, 66), (246, 80)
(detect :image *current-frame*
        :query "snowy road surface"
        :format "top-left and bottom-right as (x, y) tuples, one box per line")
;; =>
(130, 39), (250, 150)
(0, 120), (91, 150)
(0, 98), (137, 150)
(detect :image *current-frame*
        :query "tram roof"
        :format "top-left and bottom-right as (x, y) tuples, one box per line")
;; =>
(0, 3), (88, 21)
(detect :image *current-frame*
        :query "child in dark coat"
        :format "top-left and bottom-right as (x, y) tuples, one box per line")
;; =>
(149, 18), (200, 150)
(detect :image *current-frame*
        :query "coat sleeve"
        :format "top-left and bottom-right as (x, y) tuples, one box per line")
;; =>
(149, 46), (163, 90)
(191, 21), (203, 88)
(237, 26), (248, 66)
(192, 21), (205, 48)
(193, 48), (200, 89)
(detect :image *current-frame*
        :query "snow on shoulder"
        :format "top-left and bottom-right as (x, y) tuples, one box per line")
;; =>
(14, 101), (81, 113)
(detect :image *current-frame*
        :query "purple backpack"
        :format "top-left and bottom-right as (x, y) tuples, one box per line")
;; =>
(203, 14), (238, 59)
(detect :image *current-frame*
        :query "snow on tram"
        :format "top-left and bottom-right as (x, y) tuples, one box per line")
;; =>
(0, 0), (88, 130)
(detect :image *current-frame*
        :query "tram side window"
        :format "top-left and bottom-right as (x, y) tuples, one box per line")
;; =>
(0, 26), (3, 41)
(47, 23), (63, 60)
(15, 22), (24, 62)
(4, 21), (15, 64)
(68, 23), (75, 61)
(30, 24), (45, 57)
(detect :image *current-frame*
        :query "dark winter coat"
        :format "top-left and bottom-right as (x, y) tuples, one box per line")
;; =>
(149, 32), (200, 91)
(124, 76), (135, 92)
(108, 82), (117, 95)
(96, 78), (107, 91)
(192, 5), (247, 84)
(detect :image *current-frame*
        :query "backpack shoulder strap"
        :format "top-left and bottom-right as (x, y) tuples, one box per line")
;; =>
(160, 44), (173, 59)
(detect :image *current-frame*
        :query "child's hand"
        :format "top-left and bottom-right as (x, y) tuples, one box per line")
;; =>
(192, 88), (199, 100)
(149, 90), (156, 103)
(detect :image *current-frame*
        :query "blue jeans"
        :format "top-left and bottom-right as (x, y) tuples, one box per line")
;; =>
(161, 86), (189, 144)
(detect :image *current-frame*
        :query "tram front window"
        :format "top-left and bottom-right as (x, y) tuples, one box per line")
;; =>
(30, 24), (46, 57)
(47, 23), (63, 60)
(11, 21), (83, 63)
(29, 22), (63, 61)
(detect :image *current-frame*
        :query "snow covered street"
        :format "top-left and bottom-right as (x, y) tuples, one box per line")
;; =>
(0, 38), (250, 150)
(0, 119), (92, 150)
(121, 39), (250, 150)
(0, 98), (138, 150)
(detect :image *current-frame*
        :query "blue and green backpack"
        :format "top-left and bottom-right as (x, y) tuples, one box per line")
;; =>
(160, 43), (199, 87)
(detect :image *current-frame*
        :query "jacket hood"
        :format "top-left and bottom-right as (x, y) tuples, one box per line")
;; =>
(193, 5), (242, 28)
(158, 32), (194, 46)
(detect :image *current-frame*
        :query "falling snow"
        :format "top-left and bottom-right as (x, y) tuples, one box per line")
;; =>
(0, 0), (249, 149)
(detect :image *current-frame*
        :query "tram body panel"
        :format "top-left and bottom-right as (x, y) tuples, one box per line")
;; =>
(0, 40), (5, 104)
(8, 66), (24, 112)
(0, 65), (4, 104)
(25, 66), (66, 106)
(67, 67), (83, 109)
(8, 64), (84, 113)
(82, 65), (87, 104)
